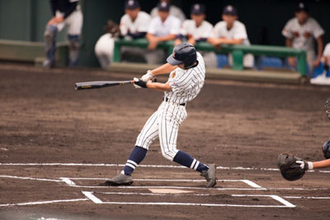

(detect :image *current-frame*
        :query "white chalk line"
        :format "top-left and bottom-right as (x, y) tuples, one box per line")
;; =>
(284, 196), (330, 200)
(94, 191), (210, 197)
(0, 175), (61, 182)
(0, 198), (88, 207)
(232, 194), (296, 208)
(82, 191), (294, 208)
(1, 162), (329, 174)
(61, 177), (266, 190)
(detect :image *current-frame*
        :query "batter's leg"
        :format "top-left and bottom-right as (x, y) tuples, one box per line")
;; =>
(158, 106), (216, 187)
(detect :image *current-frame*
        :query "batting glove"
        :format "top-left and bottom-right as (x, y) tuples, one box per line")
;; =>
(141, 70), (154, 82)
(296, 160), (313, 170)
(133, 77), (147, 89)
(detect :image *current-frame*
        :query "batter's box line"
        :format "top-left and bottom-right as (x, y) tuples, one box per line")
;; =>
(81, 191), (296, 208)
(60, 177), (266, 191)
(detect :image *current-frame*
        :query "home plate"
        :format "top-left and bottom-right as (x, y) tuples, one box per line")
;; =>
(148, 188), (193, 194)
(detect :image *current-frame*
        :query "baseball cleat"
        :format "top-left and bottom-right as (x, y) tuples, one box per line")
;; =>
(99, 174), (133, 186)
(201, 164), (217, 188)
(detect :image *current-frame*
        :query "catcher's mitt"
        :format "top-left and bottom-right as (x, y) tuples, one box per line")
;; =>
(278, 153), (307, 181)
(104, 20), (120, 37)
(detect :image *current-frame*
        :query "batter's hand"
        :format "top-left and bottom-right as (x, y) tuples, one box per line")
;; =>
(133, 77), (147, 89)
(141, 70), (154, 82)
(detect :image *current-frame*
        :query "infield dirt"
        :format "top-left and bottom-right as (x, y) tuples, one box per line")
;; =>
(1, 64), (330, 220)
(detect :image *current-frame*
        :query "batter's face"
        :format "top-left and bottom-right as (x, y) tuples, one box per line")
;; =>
(178, 63), (185, 69)
(160, 0), (171, 3)
(295, 11), (309, 24)
(126, 8), (140, 20)
(191, 14), (205, 27)
(222, 14), (237, 27)
(158, 11), (170, 22)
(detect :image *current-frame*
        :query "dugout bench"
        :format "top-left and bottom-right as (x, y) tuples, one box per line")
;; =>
(0, 39), (69, 66)
(112, 38), (307, 76)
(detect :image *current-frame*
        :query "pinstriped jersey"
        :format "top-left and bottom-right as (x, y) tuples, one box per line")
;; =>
(165, 52), (205, 104)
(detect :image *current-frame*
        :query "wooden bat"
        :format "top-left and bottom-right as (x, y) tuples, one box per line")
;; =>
(75, 80), (133, 90)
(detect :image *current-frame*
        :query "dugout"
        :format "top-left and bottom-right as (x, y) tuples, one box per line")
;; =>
(0, 0), (329, 68)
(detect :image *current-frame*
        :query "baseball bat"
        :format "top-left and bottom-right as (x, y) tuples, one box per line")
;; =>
(75, 80), (133, 90)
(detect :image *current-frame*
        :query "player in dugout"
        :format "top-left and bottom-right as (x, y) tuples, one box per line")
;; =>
(150, 0), (186, 23)
(175, 3), (217, 68)
(207, 5), (254, 69)
(94, 0), (151, 69)
(282, 2), (324, 74)
(43, 0), (83, 68)
(145, 2), (181, 64)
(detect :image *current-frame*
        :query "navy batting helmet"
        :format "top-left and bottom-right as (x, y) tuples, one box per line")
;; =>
(322, 140), (330, 159)
(167, 42), (197, 69)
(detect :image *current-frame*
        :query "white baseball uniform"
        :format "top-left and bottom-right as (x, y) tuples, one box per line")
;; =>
(324, 43), (330, 57)
(145, 15), (181, 64)
(135, 52), (205, 160)
(94, 11), (151, 69)
(181, 19), (217, 68)
(150, 5), (186, 22)
(212, 20), (254, 68)
(55, 5), (83, 35)
(282, 17), (324, 71)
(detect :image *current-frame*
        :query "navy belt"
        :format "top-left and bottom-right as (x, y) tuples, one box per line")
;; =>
(164, 97), (186, 106)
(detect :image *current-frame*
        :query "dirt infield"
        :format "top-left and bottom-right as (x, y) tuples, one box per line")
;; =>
(1, 63), (330, 220)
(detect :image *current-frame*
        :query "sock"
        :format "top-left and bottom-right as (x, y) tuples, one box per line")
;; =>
(173, 151), (208, 173)
(123, 146), (147, 176)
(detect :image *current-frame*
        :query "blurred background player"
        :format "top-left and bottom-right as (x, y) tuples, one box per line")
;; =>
(175, 4), (217, 68)
(282, 2), (324, 74)
(310, 42), (330, 85)
(145, 2), (180, 64)
(150, 0), (185, 23)
(207, 5), (254, 69)
(44, 0), (83, 68)
(94, 0), (150, 69)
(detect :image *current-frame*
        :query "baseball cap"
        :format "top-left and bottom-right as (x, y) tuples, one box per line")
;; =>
(125, 0), (140, 10)
(191, 4), (206, 15)
(295, 2), (309, 13)
(157, 2), (170, 12)
(223, 5), (237, 16)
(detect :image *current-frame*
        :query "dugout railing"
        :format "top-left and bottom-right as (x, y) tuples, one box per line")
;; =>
(113, 38), (307, 76)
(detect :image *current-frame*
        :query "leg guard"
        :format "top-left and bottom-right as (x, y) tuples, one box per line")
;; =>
(68, 34), (80, 67)
(44, 25), (58, 66)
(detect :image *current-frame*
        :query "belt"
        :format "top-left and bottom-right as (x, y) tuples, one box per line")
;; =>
(164, 97), (186, 106)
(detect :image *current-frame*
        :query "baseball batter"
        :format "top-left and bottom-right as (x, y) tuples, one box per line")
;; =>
(101, 43), (217, 188)
(44, 0), (83, 68)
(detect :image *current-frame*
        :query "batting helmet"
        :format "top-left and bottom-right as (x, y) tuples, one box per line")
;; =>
(167, 42), (197, 69)
(322, 140), (330, 159)
(325, 97), (330, 120)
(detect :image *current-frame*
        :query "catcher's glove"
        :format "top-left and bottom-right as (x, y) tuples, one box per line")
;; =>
(278, 153), (308, 181)
(104, 20), (120, 37)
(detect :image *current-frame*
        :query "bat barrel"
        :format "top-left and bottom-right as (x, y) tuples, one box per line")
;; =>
(75, 81), (133, 90)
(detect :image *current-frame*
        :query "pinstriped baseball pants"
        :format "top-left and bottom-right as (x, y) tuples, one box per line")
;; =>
(135, 101), (187, 161)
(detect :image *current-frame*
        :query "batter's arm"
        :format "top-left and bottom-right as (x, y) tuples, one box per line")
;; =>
(146, 81), (172, 92)
(150, 63), (177, 76)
